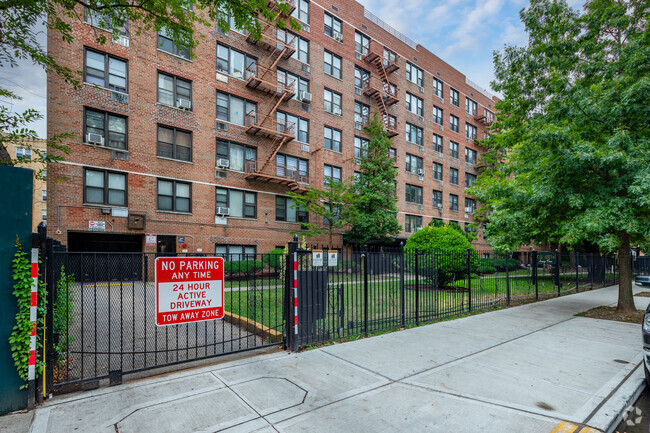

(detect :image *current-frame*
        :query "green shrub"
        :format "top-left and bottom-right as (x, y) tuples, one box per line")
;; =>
(224, 260), (264, 276)
(476, 257), (519, 274)
(262, 248), (285, 270)
(54, 266), (75, 362)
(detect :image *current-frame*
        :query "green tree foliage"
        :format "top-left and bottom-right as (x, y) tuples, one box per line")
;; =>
(288, 178), (355, 245)
(53, 267), (75, 362)
(404, 223), (475, 286)
(346, 112), (401, 244)
(262, 248), (285, 270)
(0, 0), (299, 166)
(471, 0), (650, 312)
(224, 260), (264, 276)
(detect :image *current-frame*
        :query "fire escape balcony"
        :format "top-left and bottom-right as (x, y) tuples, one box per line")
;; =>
(475, 113), (494, 126)
(356, 114), (399, 138)
(361, 77), (399, 107)
(245, 63), (296, 101)
(244, 160), (307, 192)
(362, 41), (400, 74)
(247, 26), (296, 59)
(245, 111), (296, 141)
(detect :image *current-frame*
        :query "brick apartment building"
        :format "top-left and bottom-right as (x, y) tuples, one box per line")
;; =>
(47, 0), (496, 256)
(7, 139), (48, 231)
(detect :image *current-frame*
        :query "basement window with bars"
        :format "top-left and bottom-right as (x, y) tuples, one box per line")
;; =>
(157, 179), (191, 213)
(215, 187), (256, 218)
(84, 108), (127, 150)
(84, 168), (127, 206)
(84, 48), (127, 93)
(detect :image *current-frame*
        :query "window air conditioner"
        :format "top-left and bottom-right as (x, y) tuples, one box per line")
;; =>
(87, 133), (104, 145)
(216, 207), (230, 216)
(177, 98), (192, 110)
(216, 158), (230, 169)
(333, 106), (342, 116)
(417, 168), (425, 176)
(333, 31), (343, 43)
(299, 91), (312, 103)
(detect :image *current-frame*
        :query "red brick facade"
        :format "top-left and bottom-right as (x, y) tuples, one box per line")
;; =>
(47, 0), (496, 254)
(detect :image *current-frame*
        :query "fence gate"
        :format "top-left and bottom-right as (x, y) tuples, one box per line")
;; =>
(45, 248), (286, 393)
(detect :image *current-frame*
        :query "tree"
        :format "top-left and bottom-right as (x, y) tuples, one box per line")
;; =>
(345, 112), (401, 245)
(0, 0), (299, 167)
(288, 178), (355, 246)
(470, 0), (650, 313)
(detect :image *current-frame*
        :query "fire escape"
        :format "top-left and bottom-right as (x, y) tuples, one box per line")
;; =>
(243, 4), (307, 192)
(362, 41), (400, 138)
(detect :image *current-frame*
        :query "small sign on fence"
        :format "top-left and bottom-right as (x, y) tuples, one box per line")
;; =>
(155, 257), (224, 326)
(313, 250), (323, 267)
(328, 250), (338, 267)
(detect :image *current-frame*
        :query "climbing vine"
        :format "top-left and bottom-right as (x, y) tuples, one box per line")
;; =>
(8, 238), (47, 388)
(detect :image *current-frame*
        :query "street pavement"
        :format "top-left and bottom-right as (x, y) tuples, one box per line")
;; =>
(2, 284), (647, 433)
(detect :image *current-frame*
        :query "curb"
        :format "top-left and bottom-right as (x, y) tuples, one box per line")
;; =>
(222, 311), (283, 343)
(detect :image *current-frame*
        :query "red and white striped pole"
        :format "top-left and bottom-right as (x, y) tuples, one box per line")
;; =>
(27, 248), (38, 408)
(293, 251), (298, 351)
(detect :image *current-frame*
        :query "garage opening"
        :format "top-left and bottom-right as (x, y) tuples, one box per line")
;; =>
(67, 232), (144, 280)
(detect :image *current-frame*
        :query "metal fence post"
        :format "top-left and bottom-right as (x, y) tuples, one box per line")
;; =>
(363, 245), (369, 337)
(399, 242), (405, 327)
(415, 248), (420, 326)
(467, 248), (472, 313)
(575, 250), (579, 292)
(555, 249), (560, 295)
(505, 253), (510, 306)
(590, 253), (594, 290)
(532, 250), (538, 300)
(286, 235), (298, 351)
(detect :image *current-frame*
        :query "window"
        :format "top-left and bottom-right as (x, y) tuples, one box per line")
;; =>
(354, 136), (368, 158)
(216, 91), (256, 126)
(355, 31), (370, 55)
(450, 168), (459, 185)
(450, 115), (459, 133)
(84, 9), (128, 37)
(405, 184), (423, 204)
(276, 196), (308, 223)
(215, 245), (256, 261)
(278, 69), (309, 99)
(405, 154), (423, 174)
(466, 97), (477, 116)
(216, 139), (256, 171)
(354, 102), (370, 125)
(484, 109), (495, 123)
(465, 223), (477, 235)
(324, 88), (342, 114)
(465, 147), (478, 164)
(84, 168), (127, 206)
(433, 190), (442, 207)
(84, 108), (127, 150)
(157, 72), (192, 109)
(41, 209), (47, 221)
(433, 78), (443, 98)
(220, 14), (245, 33)
(465, 173), (476, 188)
(433, 106), (443, 125)
(324, 126), (342, 152)
(449, 194), (459, 211)
(405, 123), (423, 145)
(405, 214), (422, 233)
(276, 154), (309, 180)
(157, 125), (191, 161)
(433, 162), (443, 181)
(324, 12), (342, 38)
(465, 123), (477, 140)
(215, 187), (256, 218)
(450, 88), (459, 106)
(389, 148), (396, 160)
(157, 28), (190, 60)
(42, 190), (47, 202)
(405, 93), (423, 116)
(291, 35), (309, 63)
(291, 0), (310, 23)
(355, 66), (369, 89)
(84, 49), (127, 93)
(406, 62), (423, 86)
(450, 141), (459, 159)
(16, 147), (32, 160)
(324, 50), (342, 79)
(157, 179), (191, 213)
(217, 44), (256, 79)
(42, 170), (47, 180)
(324, 164), (342, 184)
(432, 134), (443, 153)
(465, 198), (476, 214)
(277, 111), (309, 143)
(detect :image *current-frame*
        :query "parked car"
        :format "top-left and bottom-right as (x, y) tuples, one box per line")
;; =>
(643, 304), (650, 384)
(637, 275), (650, 286)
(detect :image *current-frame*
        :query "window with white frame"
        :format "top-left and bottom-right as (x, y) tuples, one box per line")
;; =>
(157, 72), (192, 109)
(406, 62), (423, 86)
(217, 44), (256, 79)
(324, 126), (342, 152)
(405, 92), (423, 116)
(41, 209), (47, 221)
(432, 134), (443, 153)
(215, 187), (256, 218)
(405, 184), (423, 204)
(405, 153), (423, 174)
(42, 190), (47, 202)
(324, 88), (342, 114)
(16, 147), (32, 160)
(216, 139), (256, 171)
(433, 106), (443, 125)
(324, 50), (342, 79)
(405, 123), (423, 145)
(324, 12), (342, 39)
(433, 77), (443, 98)
(84, 49), (127, 93)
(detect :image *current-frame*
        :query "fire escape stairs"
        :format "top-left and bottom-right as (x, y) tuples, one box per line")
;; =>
(367, 53), (398, 132)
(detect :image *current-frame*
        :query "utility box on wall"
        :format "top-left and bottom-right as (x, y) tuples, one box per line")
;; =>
(0, 165), (32, 414)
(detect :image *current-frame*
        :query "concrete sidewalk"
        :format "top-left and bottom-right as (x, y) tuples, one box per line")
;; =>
(4, 284), (647, 433)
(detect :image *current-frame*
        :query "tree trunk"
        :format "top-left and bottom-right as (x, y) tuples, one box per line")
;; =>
(617, 230), (635, 313)
(0, 144), (14, 166)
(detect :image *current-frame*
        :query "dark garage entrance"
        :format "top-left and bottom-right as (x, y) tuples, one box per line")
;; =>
(67, 232), (144, 281)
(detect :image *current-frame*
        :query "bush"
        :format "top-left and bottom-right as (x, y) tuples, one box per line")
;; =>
(405, 224), (477, 286)
(224, 260), (264, 276)
(476, 257), (519, 274)
(262, 248), (285, 270)
(54, 266), (75, 362)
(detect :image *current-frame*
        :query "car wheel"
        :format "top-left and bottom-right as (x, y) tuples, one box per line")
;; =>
(645, 363), (650, 387)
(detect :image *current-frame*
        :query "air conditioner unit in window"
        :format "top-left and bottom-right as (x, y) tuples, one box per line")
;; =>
(355, 52), (362, 60)
(438, 152), (444, 158)
(216, 158), (230, 169)
(418, 146), (424, 153)
(216, 207), (230, 216)
(354, 87), (362, 96)
(439, 97), (444, 103)
(216, 121), (228, 131)
(333, 31), (343, 43)
(465, 207), (473, 213)
(418, 205), (424, 210)
(299, 91), (312, 103)
(333, 107), (342, 116)
(418, 116), (424, 123)
(177, 98), (192, 110)
(438, 207), (443, 214)
(111, 150), (128, 161)
(464, 213), (469, 218)
(417, 168), (425, 176)
(302, 64), (311, 73)
(439, 125), (444, 131)
(113, 35), (130, 47)
(419, 86), (424, 93)
(87, 133), (104, 146)
(438, 180), (444, 186)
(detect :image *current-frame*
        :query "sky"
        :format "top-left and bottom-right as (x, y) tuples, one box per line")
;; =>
(1, 0), (585, 139)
